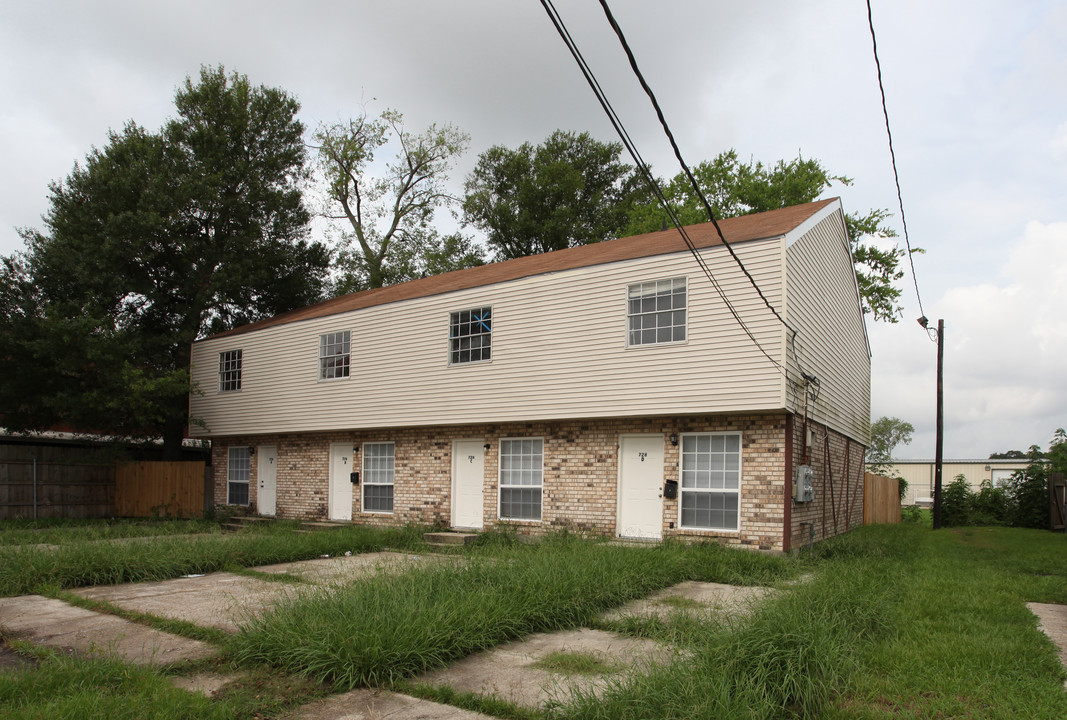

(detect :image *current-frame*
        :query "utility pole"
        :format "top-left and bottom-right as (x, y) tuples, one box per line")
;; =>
(919, 317), (945, 529)
(933, 320), (944, 529)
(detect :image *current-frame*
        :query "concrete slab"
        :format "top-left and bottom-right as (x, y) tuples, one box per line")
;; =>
(287, 688), (498, 720)
(1027, 602), (1067, 687)
(0, 594), (214, 666)
(255, 551), (449, 586)
(71, 553), (452, 633)
(600, 580), (773, 622)
(72, 572), (296, 633)
(416, 628), (676, 710)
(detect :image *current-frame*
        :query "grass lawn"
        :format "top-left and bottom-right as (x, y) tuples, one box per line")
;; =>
(2, 523), (1066, 719)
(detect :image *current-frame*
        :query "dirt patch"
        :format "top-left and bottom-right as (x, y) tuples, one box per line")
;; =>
(417, 628), (676, 709)
(0, 642), (35, 670)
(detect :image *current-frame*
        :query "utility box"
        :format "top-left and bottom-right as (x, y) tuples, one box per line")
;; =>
(794, 465), (815, 503)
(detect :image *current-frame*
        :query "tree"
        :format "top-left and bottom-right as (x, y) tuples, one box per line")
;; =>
(621, 150), (916, 323)
(2, 66), (329, 458)
(463, 130), (642, 259)
(866, 416), (915, 476)
(314, 110), (474, 292)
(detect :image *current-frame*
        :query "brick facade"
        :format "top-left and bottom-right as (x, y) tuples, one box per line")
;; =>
(786, 414), (866, 552)
(211, 411), (860, 552)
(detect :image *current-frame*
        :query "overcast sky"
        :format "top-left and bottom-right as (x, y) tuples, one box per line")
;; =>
(2, 0), (1064, 459)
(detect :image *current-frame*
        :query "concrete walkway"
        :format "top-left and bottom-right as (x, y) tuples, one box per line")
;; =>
(0, 594), (214, 666)
(0, 552), (775, 719)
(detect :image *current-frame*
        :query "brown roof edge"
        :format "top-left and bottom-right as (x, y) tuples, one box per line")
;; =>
(203, 198), (838, 341)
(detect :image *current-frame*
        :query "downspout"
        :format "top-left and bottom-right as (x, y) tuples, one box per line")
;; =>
(784, 414), (793, 552)
(33, 455), (38, 520)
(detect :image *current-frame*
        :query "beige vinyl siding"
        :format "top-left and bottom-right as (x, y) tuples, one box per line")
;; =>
(785, 211), (871, 444)
(190, 238), (788, 437)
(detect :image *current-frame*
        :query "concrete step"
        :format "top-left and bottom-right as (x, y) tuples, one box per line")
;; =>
(423, 531), (479, 546)
(299, 520), (349, 532)
(221, 515), (274, 532)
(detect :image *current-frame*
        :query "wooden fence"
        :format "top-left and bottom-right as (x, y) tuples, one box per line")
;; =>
(115, 461), (207, 518)
(864, 472), (902, 524)
(0, 457), (114, 519)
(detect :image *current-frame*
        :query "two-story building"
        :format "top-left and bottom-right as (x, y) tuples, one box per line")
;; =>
(189, 198), (870, 551)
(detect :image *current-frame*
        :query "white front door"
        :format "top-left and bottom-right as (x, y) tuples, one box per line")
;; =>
(328, 443), (353, 521)
(452, 439), (485, 529)
(257, 445), (277, 516)
(617, 435), (665, 539)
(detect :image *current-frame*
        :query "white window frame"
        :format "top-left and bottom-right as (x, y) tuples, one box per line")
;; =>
(449, 306), (493, 365)
(319, 330), (351, 381)
(498, 437), (543, 522)
(627, 277), (687, 347)
(218, 349), (242, 392)
(362, 442), (395, 514)
(227, 446), (251, 506)
(678, 432), (741, 532)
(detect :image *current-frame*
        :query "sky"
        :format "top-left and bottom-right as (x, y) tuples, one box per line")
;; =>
(1, 0), (1064, 460)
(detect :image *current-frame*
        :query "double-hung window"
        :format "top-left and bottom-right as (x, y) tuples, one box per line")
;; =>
(227, 447), (250, 505)
(627, 278), (686, 346)
(679, 433), (741, 531)
(499, 438), (543, 521)
(218, 349), (242, 392)
(319, 331), (351, 380)
(362, 442), (395, 513)
(450, 307), (492, 364)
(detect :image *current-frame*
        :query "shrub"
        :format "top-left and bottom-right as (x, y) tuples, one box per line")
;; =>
(971, 481), (1011, 526)
(1007, 464), (1049, 529)
(940, 475), (973, 527)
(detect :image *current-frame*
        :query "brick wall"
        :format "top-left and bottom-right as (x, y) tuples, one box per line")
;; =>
(786, 415), (866, 550)
(210, 412), (798, 550)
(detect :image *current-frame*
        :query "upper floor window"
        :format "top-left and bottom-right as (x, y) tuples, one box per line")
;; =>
(450, 307), (492, 364)
(320, 331), (351, 380)
(218, 349), (242, 392)
(627, 278), (686, 346)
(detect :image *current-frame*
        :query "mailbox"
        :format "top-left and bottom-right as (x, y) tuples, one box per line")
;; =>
(663, 479), (678, 499)
(350, 471), (360, 485)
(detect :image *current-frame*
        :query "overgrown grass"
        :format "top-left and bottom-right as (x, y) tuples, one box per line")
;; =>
(0, 524), (427, 596)
(531, 651), (621, 675)
(566, 533), (906, 720)
(822, 526), (1067, 719)
(0, 517), (221, 546)
(0, 647), (330, 720)
(229, 534), (796, 689)
(0, 650), (234, 720)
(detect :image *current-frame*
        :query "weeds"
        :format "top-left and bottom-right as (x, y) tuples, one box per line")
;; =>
(230, 536), (796, 689)
(0, 524), (426, 596)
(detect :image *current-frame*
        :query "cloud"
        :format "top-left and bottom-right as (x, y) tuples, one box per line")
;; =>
(875, 219), (1067, 458)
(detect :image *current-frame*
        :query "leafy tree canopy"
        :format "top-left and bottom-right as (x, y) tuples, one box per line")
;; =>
(622, 150), (916, 323)
(1, 66), (329, 456)
(866, 416), (915, 475)
(462, 130), (642, 259)
(314, 110), (476, 292)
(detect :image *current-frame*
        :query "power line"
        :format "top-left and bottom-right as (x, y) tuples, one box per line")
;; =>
(597, 0), (796, 338)
(538, 0), (787, 375)
(866, 0), (926, 321)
